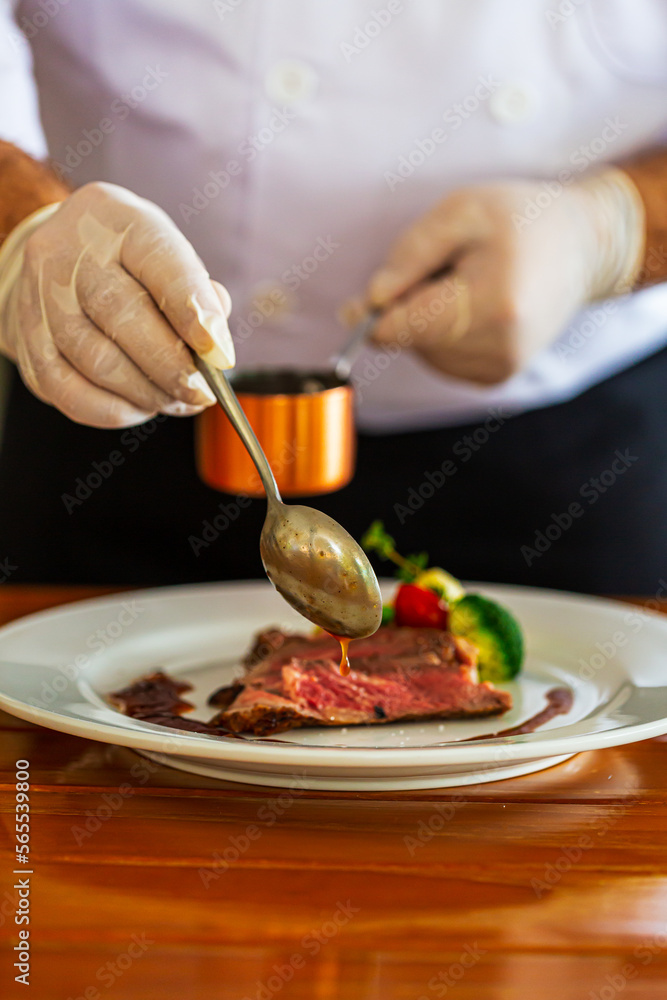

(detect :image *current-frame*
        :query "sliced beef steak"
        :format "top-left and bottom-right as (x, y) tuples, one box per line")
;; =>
(213, 627), (512, 736)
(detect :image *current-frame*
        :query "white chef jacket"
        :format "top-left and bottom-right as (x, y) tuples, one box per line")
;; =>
(3, 0), (667, 431)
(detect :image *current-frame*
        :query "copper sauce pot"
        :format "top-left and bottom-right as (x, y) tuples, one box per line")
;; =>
(196, 369), (356, 497)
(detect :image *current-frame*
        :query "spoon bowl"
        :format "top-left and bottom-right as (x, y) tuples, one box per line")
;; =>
(261, 499), (382, 638)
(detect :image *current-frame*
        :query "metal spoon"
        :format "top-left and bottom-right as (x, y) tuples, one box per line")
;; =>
(331, 309), (379, 382)
(194, 356), (382, 639)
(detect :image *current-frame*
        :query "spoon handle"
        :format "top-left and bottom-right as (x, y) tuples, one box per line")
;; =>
(194, 356), (282, 502)
(331, 309), (379, 382)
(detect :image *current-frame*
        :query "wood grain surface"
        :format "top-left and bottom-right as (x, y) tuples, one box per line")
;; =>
(1, 586), (667, 999)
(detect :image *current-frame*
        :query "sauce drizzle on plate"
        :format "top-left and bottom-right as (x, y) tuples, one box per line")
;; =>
(461, 687), (573, 741)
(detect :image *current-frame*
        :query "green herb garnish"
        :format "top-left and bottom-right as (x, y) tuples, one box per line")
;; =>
(361, 520), (427, 583)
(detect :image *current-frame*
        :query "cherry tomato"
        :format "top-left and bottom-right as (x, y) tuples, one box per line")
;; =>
(394, 584), (449, 629)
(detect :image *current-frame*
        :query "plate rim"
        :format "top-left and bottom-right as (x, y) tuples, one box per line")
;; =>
(1, 580), (667, 769)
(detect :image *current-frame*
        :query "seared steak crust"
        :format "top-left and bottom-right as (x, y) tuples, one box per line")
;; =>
(214, 626), (512, 736)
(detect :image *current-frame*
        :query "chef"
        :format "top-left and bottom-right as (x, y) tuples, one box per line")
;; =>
(0, 0), (666, 593)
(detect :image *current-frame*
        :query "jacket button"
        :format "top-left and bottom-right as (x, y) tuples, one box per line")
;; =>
(489, 81), (540, 125)
(265, 59), (318, 104)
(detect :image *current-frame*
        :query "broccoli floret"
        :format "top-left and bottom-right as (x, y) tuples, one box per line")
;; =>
(449, 594), (523, 682)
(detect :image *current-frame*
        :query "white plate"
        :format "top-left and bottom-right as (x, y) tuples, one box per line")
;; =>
(0, 581), (666, 790)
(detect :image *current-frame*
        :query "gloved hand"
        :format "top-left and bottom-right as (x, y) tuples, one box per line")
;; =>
(0, 181), (235, 427)
(359, 169), (645, 385)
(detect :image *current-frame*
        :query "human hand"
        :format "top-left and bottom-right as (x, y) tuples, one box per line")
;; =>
(0, 181), (235, 426)
(360, 170), (644, 385)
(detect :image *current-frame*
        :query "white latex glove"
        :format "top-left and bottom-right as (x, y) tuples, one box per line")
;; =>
(359, 168), (645, 385)
(0, 181), (235, 427)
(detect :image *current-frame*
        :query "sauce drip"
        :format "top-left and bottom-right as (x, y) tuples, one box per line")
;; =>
(327, 634), (351, 676)
(462, 687), (573, 742)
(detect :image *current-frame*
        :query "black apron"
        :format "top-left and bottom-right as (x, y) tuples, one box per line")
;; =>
(1, 343), (667, 595)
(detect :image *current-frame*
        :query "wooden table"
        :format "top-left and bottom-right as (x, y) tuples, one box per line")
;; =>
(1, 587), (667, 999)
